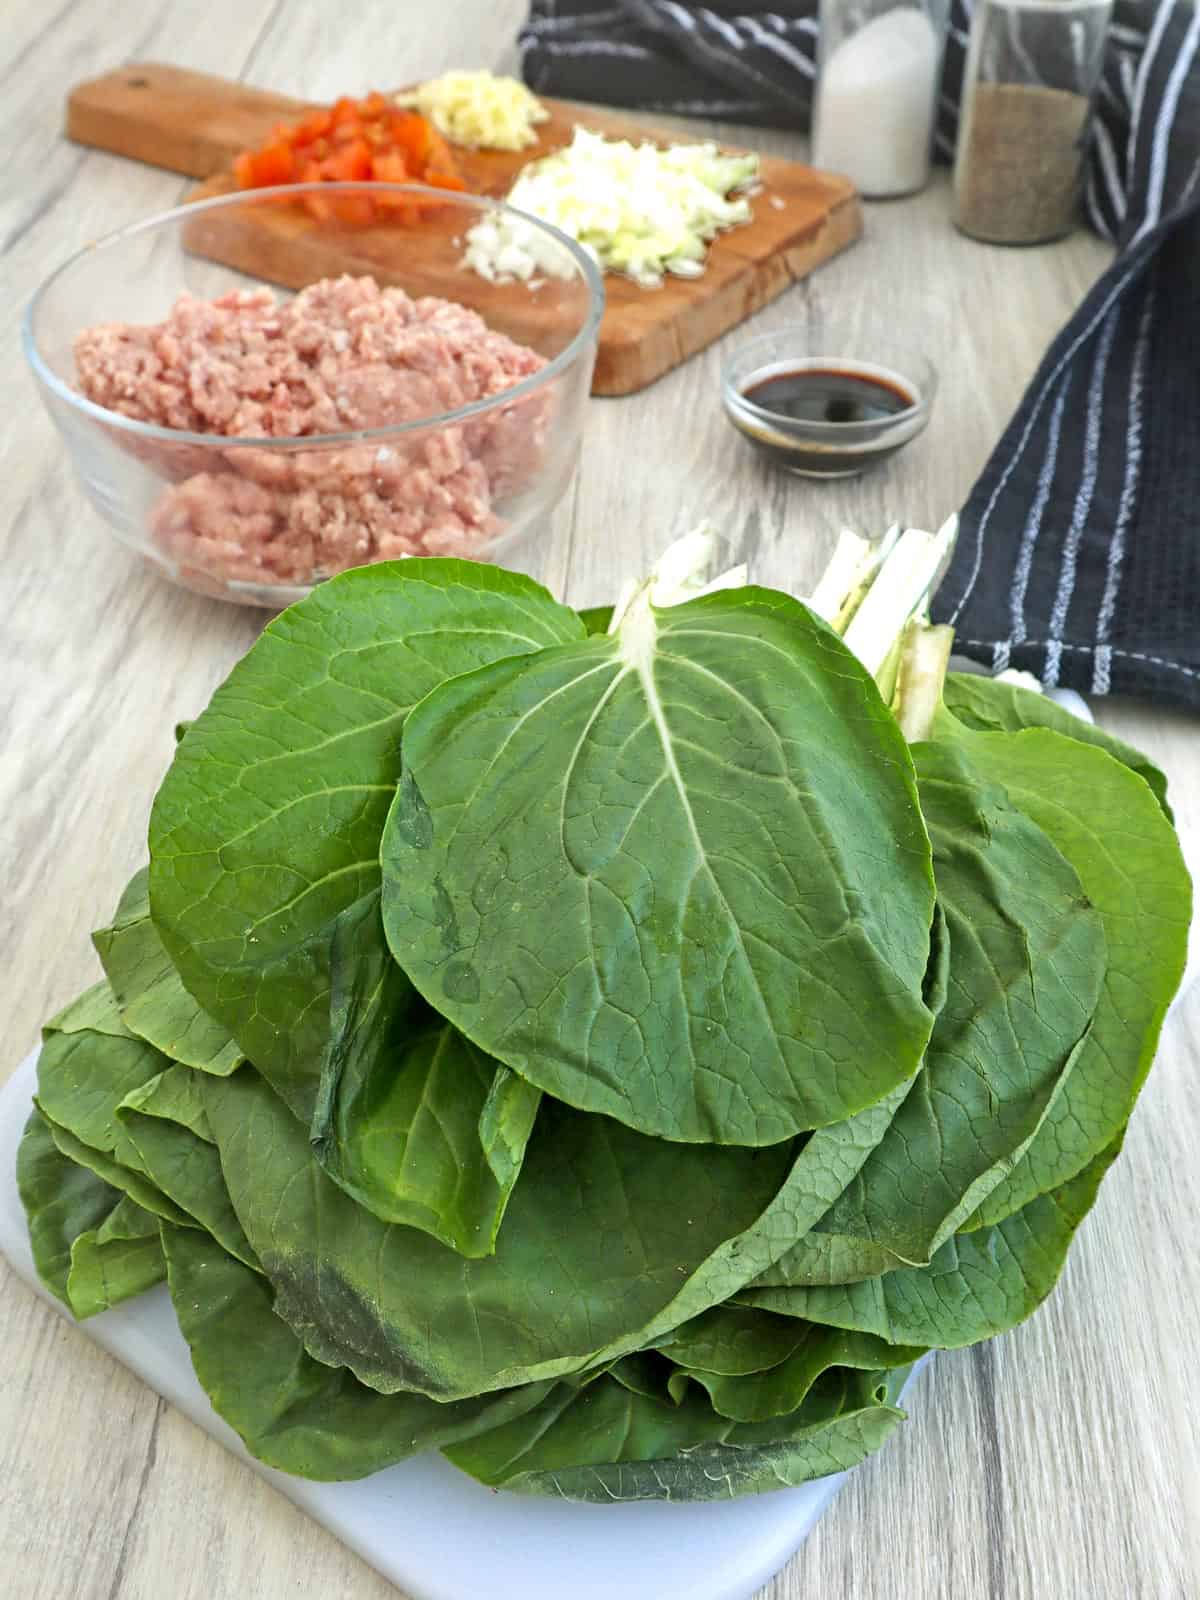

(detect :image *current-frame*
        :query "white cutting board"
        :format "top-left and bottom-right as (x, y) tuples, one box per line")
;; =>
(0, 1045), (885, 1600)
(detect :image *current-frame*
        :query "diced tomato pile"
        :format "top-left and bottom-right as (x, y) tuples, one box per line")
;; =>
(232, 92), (468, 223)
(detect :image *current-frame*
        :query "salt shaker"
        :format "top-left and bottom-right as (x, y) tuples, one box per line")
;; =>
(953, 0), (1113, 244)
(813, 0), (951, 198)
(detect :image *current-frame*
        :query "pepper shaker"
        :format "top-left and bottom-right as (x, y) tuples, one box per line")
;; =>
(953, 0), (1113, 244)
(813, 0), (951, 198)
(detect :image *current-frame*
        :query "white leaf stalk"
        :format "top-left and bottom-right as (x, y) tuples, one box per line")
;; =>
(806, 525), (901, 633)
(608, 526), (748, 635)
(608, 515), (960, 743)
(840, 516), (958, 676)
(893, 622), (955, 743)
(809, 514), (960, 742)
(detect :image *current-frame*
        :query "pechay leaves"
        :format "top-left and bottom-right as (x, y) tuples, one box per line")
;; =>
(94, 868), (242, 1076)
(576, 605), (615, 636)
(17, 1110), (165, 1319)
(36, 986), (172, 1167)
(64, 1195), (166, 1320)
(656, 1304), (809, 1376)
(941, 674), (1171, 820)
(16, 542), (1191, 1502)
(162, 1225), (556, 1481)
(381, 586), (937, 1145)
(666, 1323), (925, 1423)
(742, 1141), (1120, 1348)
(116, 1067), (259, 1270)
(148, 560), (585, 1123)
(310, 891), (540, 1253)
(202, 1066), (796, 1401)
(35, 987), (231, 1241)
(932, 725), (1190, 1225)
(39, 1116), (192, 1229)
(442, 1366), (911, 1502)
(760, 741), (1106, 1285)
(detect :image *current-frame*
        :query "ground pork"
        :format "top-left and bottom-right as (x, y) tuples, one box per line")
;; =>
(74, 275), (550, 592)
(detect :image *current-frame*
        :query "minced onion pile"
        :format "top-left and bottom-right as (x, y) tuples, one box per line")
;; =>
(464, 127), (759, 287)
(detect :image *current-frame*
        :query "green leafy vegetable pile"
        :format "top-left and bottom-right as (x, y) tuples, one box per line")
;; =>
(18, 528), (1191, 1501)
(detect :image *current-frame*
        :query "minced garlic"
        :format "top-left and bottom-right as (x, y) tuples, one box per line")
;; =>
(396, 71), (549, 151)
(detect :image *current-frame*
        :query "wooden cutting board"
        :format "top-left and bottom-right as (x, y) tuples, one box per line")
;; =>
(66, 63), (861, 396)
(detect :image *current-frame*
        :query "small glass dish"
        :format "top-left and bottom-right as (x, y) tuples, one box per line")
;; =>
(23, 183), (605, 607)
(722, 324), (936, 478)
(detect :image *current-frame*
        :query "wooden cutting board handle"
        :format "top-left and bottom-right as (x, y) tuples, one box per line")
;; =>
(67, 62), (314, 179)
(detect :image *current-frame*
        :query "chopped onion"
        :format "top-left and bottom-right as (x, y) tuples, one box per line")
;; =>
(464, 127), (759, 288)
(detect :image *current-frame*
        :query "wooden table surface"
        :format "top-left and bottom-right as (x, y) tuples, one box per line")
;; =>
(2, 3), (1198, 1598)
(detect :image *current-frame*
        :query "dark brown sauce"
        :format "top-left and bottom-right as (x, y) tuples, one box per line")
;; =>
(743, 367), (916, 426)
(732, 365), (920, 476)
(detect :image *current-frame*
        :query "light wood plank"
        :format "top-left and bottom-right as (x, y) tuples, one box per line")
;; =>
(1, 4), (1196, 1599)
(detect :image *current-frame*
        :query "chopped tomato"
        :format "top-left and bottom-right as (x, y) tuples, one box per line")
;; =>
(371, 152), (410, 184)
(234, 141), (295, 188)
(295, 108), (332, 142)
(390, 110), (433, 168)
(232, 93), (468, 225)
(324, 137), (374, 182)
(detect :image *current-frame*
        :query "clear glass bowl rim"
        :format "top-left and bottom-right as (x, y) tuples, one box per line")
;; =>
(22, 181), (606, 451)
(721, 325), (938, 439)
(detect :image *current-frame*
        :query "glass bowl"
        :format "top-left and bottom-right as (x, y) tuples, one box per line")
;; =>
(23, 183), (605, 607)
(721, 324), (936, 479)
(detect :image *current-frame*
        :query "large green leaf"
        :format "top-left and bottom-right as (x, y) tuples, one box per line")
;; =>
(65, 1195), (167, 1319)
(116, 1068), (259, 1270)
(202, 1066), (797, 1401)
(161, 1225), (556, 1481)
(310, 891), (540, 1253)
(667, 1324), (925, 1422)
(742, 1140), (1119, 1347)
(35, 990), (196, 1227)
(656, 1304), (808, 1376)
(46, 979), (133, 1039)
(382, 586), (937, 1145)
(40, 1116), (192, 1228)
(941, 673), (1171, 818)
(933, 725), (1191, 1224)
(37, 987), (170, 1166)
(94, 868), (242, 1075)
(149, 560), (585, 1122)
(17, 1109), (165, 1318)
(577, 605), (614, 636)
(576, 1075), (924, 1378)
(443, 1366), (909, 1501)
(759, 742), (1104, 1286)
(203, 1053), (924, 1403)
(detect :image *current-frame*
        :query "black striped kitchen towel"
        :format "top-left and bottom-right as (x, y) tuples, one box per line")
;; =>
(521, 1), (1200, 707)
(934, 1), (1200, 707)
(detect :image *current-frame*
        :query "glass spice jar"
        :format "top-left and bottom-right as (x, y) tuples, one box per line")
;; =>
(813, 0), (952, 199)
(953, 0), (1113, 244)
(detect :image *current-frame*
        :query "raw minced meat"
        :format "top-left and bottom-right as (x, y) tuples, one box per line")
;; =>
(73, 275), (550, 589)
